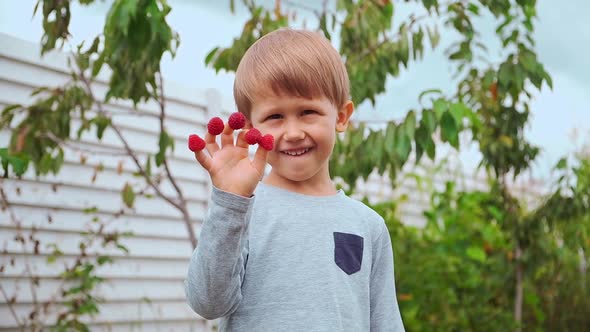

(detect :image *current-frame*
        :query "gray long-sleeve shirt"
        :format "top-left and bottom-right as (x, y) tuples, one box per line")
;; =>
(185, 182), (405, 331)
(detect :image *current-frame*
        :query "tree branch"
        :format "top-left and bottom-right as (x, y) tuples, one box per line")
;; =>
(0, 186), (19, 227)
(156, 74), (187, 206)
(0, 285), (22, 327)
(37, 132), (130, 157)
(353, 12), (433, 62)
(283, 0), (321, 16)
(74, 62), (183, 213)
(156, 73), (197, 248)
(0, 185), (45, 329)
(282, 0), (345, 27)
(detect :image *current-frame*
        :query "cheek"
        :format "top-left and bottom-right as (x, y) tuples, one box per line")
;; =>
(259, 126), (279, 138)
(251, 121), (272, 134)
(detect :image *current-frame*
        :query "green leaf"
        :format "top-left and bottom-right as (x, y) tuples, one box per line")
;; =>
(1, 104), (21, 121)
(404, 110), (417, 138)
(421, 109), (437, 133)
(415, 140), (424, 163)
(121, 182), (135, 208)
(415, 125), (435, 161)
(440, 112), (459, 148)
(412, 28), (424, 60)
(91, 51), (105, 77)
(496, 15), (513, 34)
(543, 70), (553, 89)
(426, 25), (440, 49)
(92, 115), (111, 140)
(117, 243), (130, 254)
(449, 102), (469, 126)
(466, 246), (486, 263)
(97, 256), (113, 265)
(395, 126), (411, 164)
(432, 98), (448, 119)
(418, 89), (442, 106)
(398, 25), (410, 67)
(156, 131), (173, 166)
(204, 47), (219, 65)
(519, 50), (537, 72)
(1, 148), (11, 159)
(0, 148), (30, 176)
(556, 157), (567, 170)
(385, 123), (396, 158)
(487, 206), (504, 221)
(467, 3), (479, 15)
(425, 137), (435, 160)
(145, 155), (152, 177)
(319, 13), (331, 39)
(83, 206), (98, 214)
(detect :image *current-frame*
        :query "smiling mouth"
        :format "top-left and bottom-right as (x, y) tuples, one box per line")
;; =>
(281, 147), (312, 156)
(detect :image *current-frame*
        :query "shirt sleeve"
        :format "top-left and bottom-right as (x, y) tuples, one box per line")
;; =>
(370, 221), (406, 331)
(185, 186), (253, 320)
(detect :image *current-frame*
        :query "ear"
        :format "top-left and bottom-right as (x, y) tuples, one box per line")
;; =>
(335, 101), (354, 132)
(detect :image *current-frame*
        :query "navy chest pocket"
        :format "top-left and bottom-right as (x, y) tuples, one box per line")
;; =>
(333, 232), (364, 275)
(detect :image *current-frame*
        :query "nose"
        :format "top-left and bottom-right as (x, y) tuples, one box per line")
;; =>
(283, 121), (305, 142)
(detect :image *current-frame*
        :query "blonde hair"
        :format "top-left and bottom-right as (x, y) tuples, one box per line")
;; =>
(233, 28), (350, 119)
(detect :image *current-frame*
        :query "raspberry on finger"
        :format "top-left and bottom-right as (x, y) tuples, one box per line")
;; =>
(228, 112), (246, 130)
(188, 134), (206, 152)
(258, 134), (274, 151)
(245, 128), (262, 145)
(207, 117), (225, 135)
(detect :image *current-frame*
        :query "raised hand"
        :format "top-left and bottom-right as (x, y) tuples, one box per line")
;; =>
(188, 112), (274, 198)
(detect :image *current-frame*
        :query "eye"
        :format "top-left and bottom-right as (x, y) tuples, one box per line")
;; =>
(302, 109), (317, 115)
(265, 114), (282, 121)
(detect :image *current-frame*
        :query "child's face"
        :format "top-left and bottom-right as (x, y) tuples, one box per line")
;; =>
(248, 92), (353, 189)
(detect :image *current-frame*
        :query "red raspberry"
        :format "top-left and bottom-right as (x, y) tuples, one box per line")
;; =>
(207, 117), (224, 135)
(258, 134), (274, 151)
(245, 128), (262, 145)
(188, 134), (206, 152)
(228, 112), (246, 130)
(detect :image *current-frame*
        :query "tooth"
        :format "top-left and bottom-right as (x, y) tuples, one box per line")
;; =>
(284, 148), (308, 156)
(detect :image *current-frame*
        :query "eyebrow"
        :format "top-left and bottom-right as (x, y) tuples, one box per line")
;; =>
(254, 99), (327, 120)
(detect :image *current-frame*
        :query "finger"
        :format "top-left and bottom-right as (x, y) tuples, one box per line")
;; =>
(252, 145), (269, 174)
(194, 150), (212, 172)
(220, 123), (235, 148)
(235, 130), (249, 149)
(205, 132), (219, 155)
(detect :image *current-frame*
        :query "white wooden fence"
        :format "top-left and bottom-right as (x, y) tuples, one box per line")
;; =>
(0, 32), (230, 331)
(0, 32), (544, 331)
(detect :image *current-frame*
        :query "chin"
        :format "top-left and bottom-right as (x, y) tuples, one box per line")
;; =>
(279, 172), (311, 183)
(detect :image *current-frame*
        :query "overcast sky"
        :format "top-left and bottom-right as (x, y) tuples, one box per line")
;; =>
(1, 0), (588, 181)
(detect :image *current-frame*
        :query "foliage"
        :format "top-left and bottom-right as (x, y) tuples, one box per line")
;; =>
(371, 154), (590, 331)
(374, 182), (517, 331)
(51, 222), (132, 332)
(102, 0), (179, 105)
(0, 190), (132, 331)
(205, 0), (550, 191)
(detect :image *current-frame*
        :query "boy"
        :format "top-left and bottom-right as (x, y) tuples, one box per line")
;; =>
(185, 28), (405, 331)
